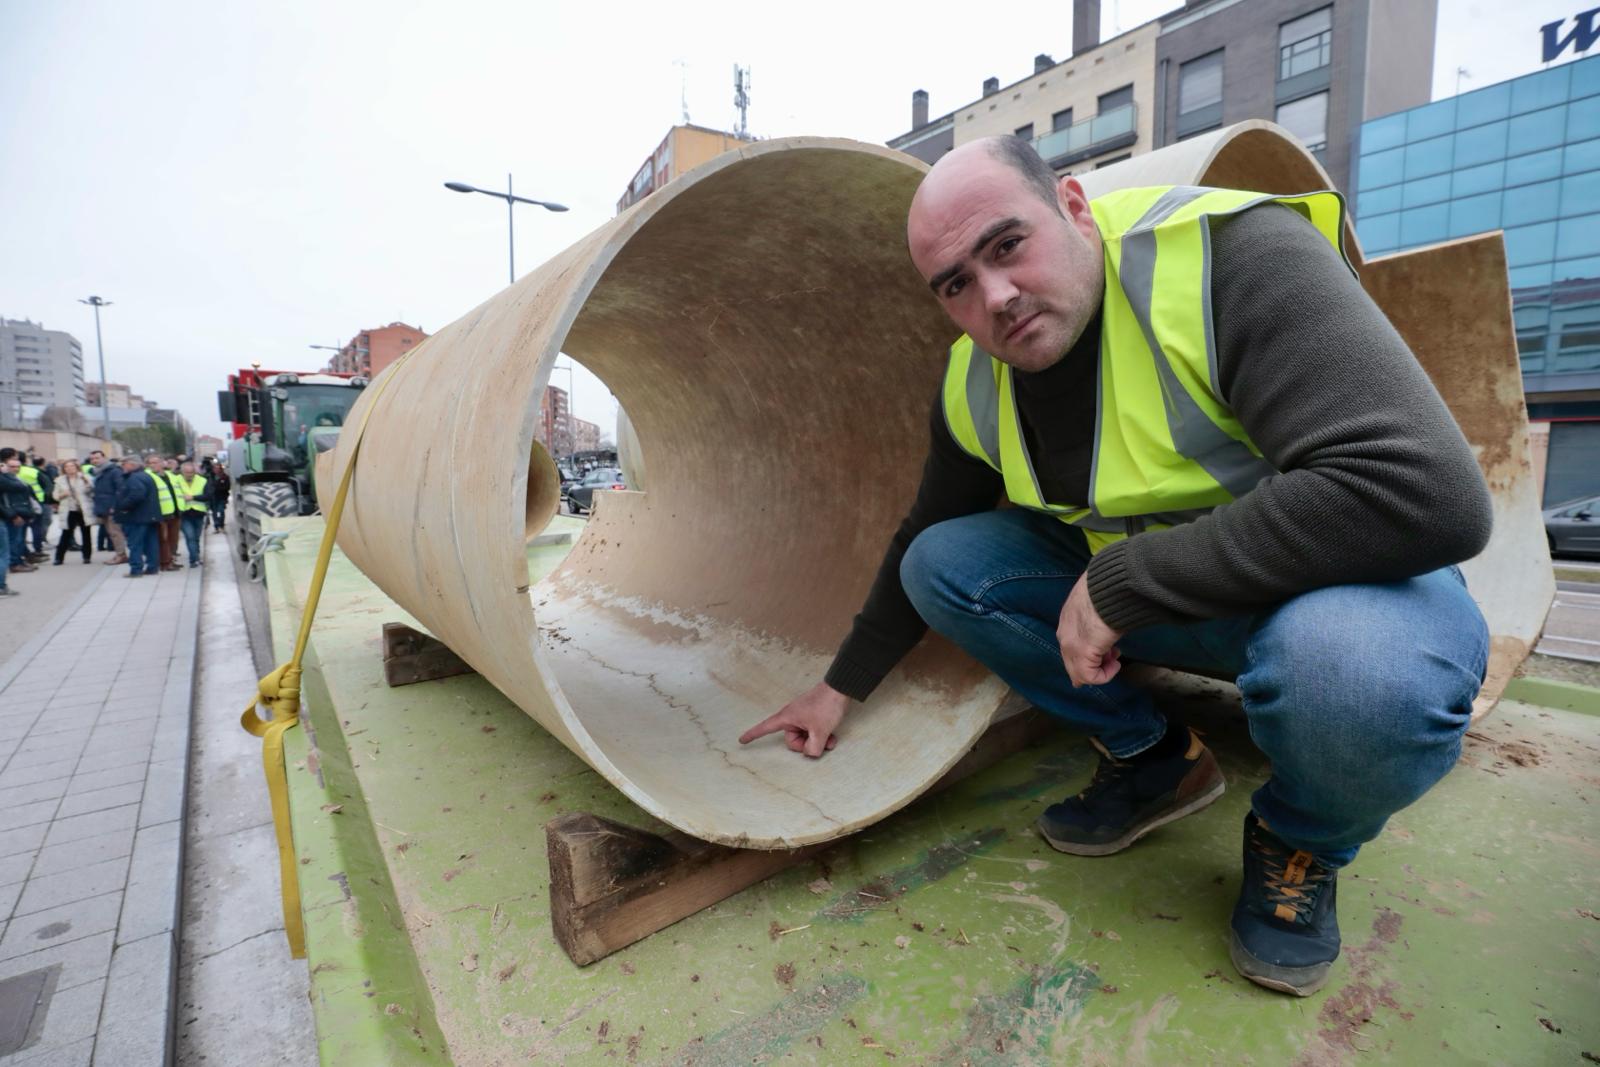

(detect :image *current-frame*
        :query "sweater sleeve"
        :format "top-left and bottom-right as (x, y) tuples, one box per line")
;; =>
(1085, 203), (1493, 630)
(825, 392), (1004, 700)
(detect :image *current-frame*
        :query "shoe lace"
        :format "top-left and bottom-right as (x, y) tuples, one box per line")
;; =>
(1077, 753), (1136, 801)
(1254, 839), (1332, 924)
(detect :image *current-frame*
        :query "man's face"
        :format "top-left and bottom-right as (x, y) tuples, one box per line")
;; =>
(145, 456), (162, 471)
(122, 460), (140, 473)
(89, 451), (104, 464)
(3, 459), (18, 474)
(907, 150), (1104, 372)
(181, 463), (195, 476)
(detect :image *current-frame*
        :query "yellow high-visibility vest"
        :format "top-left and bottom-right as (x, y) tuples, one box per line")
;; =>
(146, 470), (177, 516)
(941, 184), (1352, 554)
(17, 465), (44, 502)
(174, 474), (208, 513)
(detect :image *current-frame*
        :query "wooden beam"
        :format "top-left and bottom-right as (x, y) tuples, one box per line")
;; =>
(546, 707), (1057, 966)
(380, 622), (477, 687)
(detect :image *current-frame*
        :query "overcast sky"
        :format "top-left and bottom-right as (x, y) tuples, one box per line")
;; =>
(0, 0), (1587, 441)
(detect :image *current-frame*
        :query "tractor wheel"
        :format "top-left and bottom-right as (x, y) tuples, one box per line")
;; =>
(237, 482), (302, 563)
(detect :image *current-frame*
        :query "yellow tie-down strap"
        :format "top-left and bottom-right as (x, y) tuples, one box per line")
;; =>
(239, 357), (409, 958)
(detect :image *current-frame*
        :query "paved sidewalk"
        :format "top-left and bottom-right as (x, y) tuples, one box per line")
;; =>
(0, 560), (203, 1065)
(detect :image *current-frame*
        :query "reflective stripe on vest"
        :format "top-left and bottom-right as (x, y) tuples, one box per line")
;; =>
(941, 184), (1353, 553)
(147, 470), (176, 515)
(18, 466), (44, 502)
(174, 475), (208, 512)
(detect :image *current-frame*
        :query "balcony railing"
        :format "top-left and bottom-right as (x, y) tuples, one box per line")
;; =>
(1032, 104), (1138, 168)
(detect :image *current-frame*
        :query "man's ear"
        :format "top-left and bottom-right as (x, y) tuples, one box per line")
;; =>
(1057, 176), (1098, 241)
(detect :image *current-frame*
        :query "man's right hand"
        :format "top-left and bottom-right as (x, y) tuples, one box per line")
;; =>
(738, 682), (849, 758)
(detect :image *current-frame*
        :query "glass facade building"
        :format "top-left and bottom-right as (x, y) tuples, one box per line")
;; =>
(1353, 55), (1600, 396)
(1353, 53), (1600, 507)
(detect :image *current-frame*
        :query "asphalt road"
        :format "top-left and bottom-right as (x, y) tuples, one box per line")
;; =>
(1539, 556), (1600, 663)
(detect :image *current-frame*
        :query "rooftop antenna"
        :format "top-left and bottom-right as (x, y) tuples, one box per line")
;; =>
(733, 64), (751, 138)
(673, 59), (690, 123)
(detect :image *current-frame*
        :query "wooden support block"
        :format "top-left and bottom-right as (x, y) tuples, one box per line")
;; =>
(381, 622), (478, 687)
(546, 707), (1057, 966)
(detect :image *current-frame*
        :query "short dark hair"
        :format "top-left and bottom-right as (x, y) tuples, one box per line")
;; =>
(987, 136), (1063, 215)
(0, 448), (14, 462)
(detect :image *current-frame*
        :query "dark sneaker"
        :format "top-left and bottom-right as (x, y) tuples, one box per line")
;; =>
(1229, 812), (1340, 996)
(1036, 729), (1225, 856)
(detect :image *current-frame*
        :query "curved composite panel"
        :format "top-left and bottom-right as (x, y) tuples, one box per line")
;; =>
(322, 128), (1548, 848)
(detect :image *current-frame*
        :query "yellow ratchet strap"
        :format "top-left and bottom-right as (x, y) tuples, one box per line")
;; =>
(239, 356), (408, 958)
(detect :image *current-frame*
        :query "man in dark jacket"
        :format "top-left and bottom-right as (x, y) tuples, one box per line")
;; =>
(89, 450), (128, 564)
(0, 456), (34, 594)
(740, 138), (1492, 997)
(0, 450), (38, 573)
(114, 455), (161, 577)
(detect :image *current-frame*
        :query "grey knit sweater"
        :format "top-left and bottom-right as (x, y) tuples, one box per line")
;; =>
(825, 204), (1493, 701)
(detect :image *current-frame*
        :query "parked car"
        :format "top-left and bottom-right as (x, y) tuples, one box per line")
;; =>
(557, 466), (579, 504)
(1545, 493), (1600, 557)
(567, 467), (626, 515)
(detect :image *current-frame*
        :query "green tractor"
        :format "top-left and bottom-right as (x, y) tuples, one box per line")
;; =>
(218, 367), (368, 564)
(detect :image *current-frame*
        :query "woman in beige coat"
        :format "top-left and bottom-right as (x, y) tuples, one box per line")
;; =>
(52, 459), (98, 564)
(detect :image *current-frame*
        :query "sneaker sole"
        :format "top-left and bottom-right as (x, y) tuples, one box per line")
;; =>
(1036, 776), (1227, 857)
(1227, 930), (1333, 997)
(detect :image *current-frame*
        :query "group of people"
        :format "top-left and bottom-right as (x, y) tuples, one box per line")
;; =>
(0, 448), (232, 594)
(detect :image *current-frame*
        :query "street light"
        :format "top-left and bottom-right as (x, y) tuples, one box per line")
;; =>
(78, 295), (112, 446)
(443, 174), (569, 285)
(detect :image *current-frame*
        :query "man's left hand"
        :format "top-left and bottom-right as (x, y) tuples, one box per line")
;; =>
(1057, 572), (1124, 688)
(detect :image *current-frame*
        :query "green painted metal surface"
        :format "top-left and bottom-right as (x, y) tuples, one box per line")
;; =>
(265, 516), (1600, 1065)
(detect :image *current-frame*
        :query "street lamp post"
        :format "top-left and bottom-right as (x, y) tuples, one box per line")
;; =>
(443, 175), (568, 285)
(78, 295), (112, 446)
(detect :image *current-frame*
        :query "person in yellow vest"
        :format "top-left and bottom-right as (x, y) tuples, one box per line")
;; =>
(14, 456), (49, 561)
(144, 454), (182, 573)
(173, 460), (209, 568)
(739, 137), (1494, 996)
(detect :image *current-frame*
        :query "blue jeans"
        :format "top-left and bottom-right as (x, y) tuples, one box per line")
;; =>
(30, 504), (50, 553)
(123, 521), (160, 576)
(900, 510), (1489, 866)
(180, 513), (205, 563)
(0, 521), (10, 589)
(5, 518), (22, 567)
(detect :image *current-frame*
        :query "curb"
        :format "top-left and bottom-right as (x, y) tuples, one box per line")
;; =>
(1502, 674), (1600, 716)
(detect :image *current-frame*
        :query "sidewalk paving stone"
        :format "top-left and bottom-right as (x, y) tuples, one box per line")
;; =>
(0, 895), (123, 961)
(40, 806), (137, 850)
(0, 931), (112, 991)
(4, 979), (103, 1063)
(92, 933), (173, 1066)
(0, 854), (32, 888)
(0, 827), (47, 862)
(61, 765), (144, 797)
(54, 784), (143, 821)
(5, 802), (62, 832)
(66, 751), (144, 777)
(28, 830), (135, 880)
(12, 859), (129, 919)
(0, 781), (67, 810)
(0, 761), (78, 792)
(10, 1035), (93, 1066)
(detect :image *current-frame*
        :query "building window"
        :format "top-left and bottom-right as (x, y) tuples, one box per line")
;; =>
(1095, 154), (1134, 168)
(1179, 50), (1223, 115)
(1098, 85), (1133, 114)
(1279, 7), (1332, 81)
(1015, 123), (1034, 141)
(1052, 107), (1074, 132)
(1276, 91), (1329, 152)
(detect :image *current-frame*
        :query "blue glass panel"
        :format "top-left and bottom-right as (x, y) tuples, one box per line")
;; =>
(1359, 146), (1405, 189)
(1456, 82), (1511, 129)
(1359, 184), (1402, 216)
(1362, 112), (1408, 153)
(1502, 179), (1561, 226)
(1448, 192), (1501, 238)
(1503, 221), (1557, 266)
(1403, 134), (1453, 179)
(1510, 65), (1571, 116)
(1555, 212), (1600, 260)
(1554, 255), (1600, 283)
(1563, 171), (1600, 217)
(1566, 138), (1600, 176)
(1508, 262), (1554, 290)
(1508, 105), (1567, 156)
(1399, 203), (1448, 246)
(1452, 160), (1504, 197)
(1402, 173), (1452, 208)
(1406, 97), (1457, 141)
(1453, 120), (1507, 168)
(1357, 211), (1399, 251)
(1507, 146), (1563, 186)
(1572, 56), (1600, 100)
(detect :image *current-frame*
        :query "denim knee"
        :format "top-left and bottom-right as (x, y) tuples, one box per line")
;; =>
(900, 523), (963, 627)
